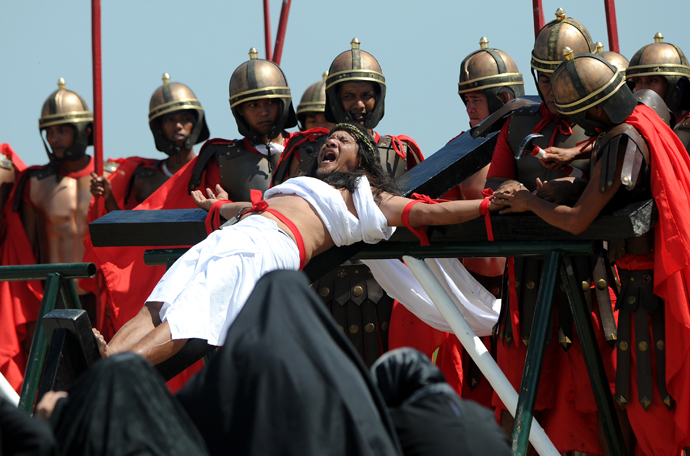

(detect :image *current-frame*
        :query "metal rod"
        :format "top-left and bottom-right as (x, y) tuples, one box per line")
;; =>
(353, 241), (595, 260)
(18, 273), (61, 412)
(0, 263), (96, 281)
(271, 0), (291, 65)
(603, 0), (620, 53)
(532, 0), (545, 38)
(144, 248), (189, 266)
(512, 250), (561, 455)
(403, 256), (559, 456)
(263, 0), (272, 61)
(0, 372), (19, 406)
(560, 256), (626, 456)
(60, 278), (84, 310)
(91, 0), (103, 176)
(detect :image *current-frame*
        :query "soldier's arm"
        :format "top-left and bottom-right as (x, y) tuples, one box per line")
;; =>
(90, 173), (120, 213)
(498, 141), (625, 234)
(19, 195), (39, 258)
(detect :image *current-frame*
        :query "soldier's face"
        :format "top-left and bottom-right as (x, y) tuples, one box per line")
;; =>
(537, 72), (558, 115)
(463, 91), (490, 127)
(629, 76), (668, 99)
(45, 124), (76, 158)
(304, 112), (334, 130)
(161, 111), (195, 147)
(239, 99), (280, 135)
(338, 82), (376, 125)
(316, 130), (360, 178)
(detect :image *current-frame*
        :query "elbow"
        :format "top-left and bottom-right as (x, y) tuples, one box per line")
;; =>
(567, 222), (588, 235)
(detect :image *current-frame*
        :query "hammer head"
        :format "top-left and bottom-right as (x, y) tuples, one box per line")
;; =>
(516, 133), (543, 159)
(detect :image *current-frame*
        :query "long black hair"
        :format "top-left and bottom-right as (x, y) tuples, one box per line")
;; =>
(313, 122), (400, 201)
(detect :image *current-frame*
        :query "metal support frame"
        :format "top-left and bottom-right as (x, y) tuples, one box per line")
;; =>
(0, 263), (96, 412)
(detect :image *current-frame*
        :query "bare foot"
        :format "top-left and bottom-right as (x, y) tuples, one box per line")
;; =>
(93, 328), (108, 358)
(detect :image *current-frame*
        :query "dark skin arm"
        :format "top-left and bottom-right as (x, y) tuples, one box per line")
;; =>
(495, 141), (626, 235)
(90, 173), (121, 213)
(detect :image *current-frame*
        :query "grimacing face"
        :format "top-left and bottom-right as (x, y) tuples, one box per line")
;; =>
(316, 129), (360, 178)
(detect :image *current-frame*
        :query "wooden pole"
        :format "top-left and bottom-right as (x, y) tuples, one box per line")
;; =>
(91, 0), (103, 176)
(263, 0), (272, 61)
(604, 0), (620, 53)
(272, 0), (291, 65)
(532, 0), (545, 38)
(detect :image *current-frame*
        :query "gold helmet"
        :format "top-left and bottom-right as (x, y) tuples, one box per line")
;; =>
(595, 42), (629, 77)
(149, 73), (210, 156)
(324, 38), (386, 129)
(296, 71), (328, 131)
(531, 8), (594, 74)
(458, 37), (525, 114)
(39, 78), (93, 161)
(552, 48), (636, 136)
(626, 33), (690, 114)
(229, 48), (296, 144)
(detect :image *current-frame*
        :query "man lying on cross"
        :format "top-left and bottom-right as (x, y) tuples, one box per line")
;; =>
(95, 122), (502, 365)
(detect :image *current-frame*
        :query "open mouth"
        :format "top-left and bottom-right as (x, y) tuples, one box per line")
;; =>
(322, 150), (337, 163)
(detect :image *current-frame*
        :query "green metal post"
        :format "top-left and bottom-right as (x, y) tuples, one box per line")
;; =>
(560, 256), (627, 456)
(18, 273), (62, 412)
(512, 250), (562, 456)
(59, 277), (83, 310)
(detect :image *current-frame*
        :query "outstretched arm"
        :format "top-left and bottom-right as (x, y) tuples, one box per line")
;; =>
(378, 193), (501, 228)
(191, 185), (250, 220)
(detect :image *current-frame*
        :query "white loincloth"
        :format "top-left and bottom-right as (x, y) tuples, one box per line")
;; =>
(149, 176), (393, 345)
(150, 216), (300, 346)
(264, 176), (395, 245)
(364, 258), (500, 336)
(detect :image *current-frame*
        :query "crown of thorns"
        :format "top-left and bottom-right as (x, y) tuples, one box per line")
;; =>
(329, 122), (378, 158)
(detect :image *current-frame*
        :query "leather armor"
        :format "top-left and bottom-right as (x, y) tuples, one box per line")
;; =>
(674, 115), (690, 153)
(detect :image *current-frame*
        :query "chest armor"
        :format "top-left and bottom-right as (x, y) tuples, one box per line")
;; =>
(215, 142), (281, 202)
(131, 163), (170, 205)
(376, 136), (409, 179)
(273, 135), (326, 184)
(674, 116), (690, 154)
(506, 106), (590, 192)
(29, 168), (92, 269)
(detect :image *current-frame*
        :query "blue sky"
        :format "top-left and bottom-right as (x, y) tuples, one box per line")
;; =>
(1, 0), (687, 167)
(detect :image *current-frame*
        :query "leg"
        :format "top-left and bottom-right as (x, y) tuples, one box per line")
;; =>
(101, 302), (163, 357)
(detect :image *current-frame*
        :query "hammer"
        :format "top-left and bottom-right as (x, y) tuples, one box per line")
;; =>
(516, 133), (585, 179)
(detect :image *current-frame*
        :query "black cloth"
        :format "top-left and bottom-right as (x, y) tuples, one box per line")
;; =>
(371, 348), (511, 456)
(0, 397), (57, 456)
(176, 270), (401, 456)
(50, 352), (208, 456)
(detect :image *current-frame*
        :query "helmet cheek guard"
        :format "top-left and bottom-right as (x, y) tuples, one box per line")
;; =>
(39, 78), (94, 163)
(229, 48), (296, 145)
(149, 73), (210, 156)
(324, 38), (386, 129)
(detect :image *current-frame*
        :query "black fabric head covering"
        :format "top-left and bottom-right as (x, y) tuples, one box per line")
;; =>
(371, 348), (511, 456)
(0, 396), (57, 456)
(176, 270), (401, 456)
(50, 353), (208, 456)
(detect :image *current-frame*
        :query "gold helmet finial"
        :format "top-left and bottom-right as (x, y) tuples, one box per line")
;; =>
(563, 47), (574, 60)
(162, 73), (171, 85)
(322, 70), (328, 81)
(654, 32), (664, 43)
(57, 77), (66, 90)
(556, 8), (566, 21)
(351, 37), (360, 50)
(249, 47), (259, 60)
(479, 37), (489, 50)
(596, 42), (604, 54)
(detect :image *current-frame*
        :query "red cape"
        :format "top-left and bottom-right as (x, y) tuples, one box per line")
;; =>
(624, 104), (690, 453)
